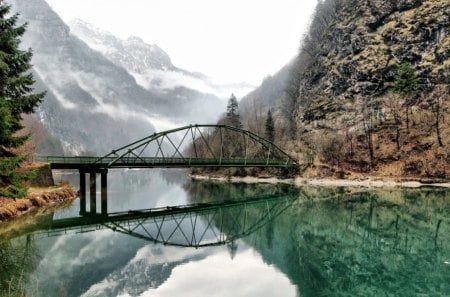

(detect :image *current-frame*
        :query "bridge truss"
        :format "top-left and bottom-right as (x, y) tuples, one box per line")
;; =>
(90, 124), (297, 168)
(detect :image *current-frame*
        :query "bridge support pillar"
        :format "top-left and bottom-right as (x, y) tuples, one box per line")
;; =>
(100, 169), (108, 215)
(90, 172), (96, 214)
(78, 169), (108, 216)
(79, 170), (86, 215)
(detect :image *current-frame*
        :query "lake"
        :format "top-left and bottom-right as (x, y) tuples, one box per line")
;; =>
(0, 169), (449, 297)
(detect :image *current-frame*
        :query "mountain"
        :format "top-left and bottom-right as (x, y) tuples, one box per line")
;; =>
(241, 0), (450, 178)
(69, 19), (255, 98)
(10, 0), (226, 154)
(293, 0), (449, 120)
(239, 63), (293, 135)
(69, 19), (177, 73)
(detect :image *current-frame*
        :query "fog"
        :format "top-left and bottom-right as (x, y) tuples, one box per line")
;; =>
(11, 0), (296, 154)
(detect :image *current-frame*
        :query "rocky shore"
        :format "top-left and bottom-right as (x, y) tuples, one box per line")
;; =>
(190, 174), (450, 188)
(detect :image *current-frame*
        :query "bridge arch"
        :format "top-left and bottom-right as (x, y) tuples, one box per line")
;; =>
(95, 124), (297, 168)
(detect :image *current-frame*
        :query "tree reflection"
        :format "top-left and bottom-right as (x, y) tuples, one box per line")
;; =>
(247, 188), (450, 296)
(186, 182), (450, 296)
(0, 235), (41, 297)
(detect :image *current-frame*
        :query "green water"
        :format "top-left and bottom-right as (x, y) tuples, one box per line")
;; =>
(0, 170), (449, 297)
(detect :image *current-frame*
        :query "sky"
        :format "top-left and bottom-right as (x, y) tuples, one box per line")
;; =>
(45, 0), (317, 86)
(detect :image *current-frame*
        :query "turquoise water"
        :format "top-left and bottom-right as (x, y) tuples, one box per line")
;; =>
(0, 170), (449, 296)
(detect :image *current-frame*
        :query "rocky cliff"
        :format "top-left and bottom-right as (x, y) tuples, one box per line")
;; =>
(297, 0), (449, 123)
(243, 0), (450, 178)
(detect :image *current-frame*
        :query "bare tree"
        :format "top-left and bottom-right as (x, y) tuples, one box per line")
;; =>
(384, 93), (404, 151)
(361, 98), (377, 166)
(244, 97), (264, 136)
(421, 85), (449, 147)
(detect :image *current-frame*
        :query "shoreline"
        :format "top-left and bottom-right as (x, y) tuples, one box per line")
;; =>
(189, 174), (450, 188)
(0, 184), (77, 223)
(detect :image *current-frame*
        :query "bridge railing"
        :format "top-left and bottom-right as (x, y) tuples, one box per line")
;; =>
(36, 156), (101, 164)
(38, 156), (295, 168)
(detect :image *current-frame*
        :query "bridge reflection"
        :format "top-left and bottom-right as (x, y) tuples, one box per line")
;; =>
(40, 194), (297, 248)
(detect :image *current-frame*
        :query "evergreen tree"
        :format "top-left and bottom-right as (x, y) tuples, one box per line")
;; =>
(265, 109), (275, 143)
(225, 93), (242, 128)
(0, 2), (45, 198)
(393, 63), (419, 96)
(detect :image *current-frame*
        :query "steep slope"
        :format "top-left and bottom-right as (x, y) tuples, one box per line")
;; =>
(244, 0), (450, 178)
(239, 63), (293, 135)
(10, 0), (225, 154)
(296, 0), (449, 118)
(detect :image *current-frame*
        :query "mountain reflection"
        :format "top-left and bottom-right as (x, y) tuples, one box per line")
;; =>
(1, 181), (449, 297)
(237, 187), (450, 297)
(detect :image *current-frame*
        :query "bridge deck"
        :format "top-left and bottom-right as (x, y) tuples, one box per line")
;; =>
(38, 156), (296, 169)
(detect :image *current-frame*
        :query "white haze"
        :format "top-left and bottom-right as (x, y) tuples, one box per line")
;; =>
(131, 69), (254, 99)
(68, 19), (254, 99)
(45, 0), (318, 86)
(37, 57), (183, 132)
(70, 71), (180, 131)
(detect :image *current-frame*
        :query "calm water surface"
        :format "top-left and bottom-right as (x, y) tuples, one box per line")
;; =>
(0, 169), (449, 297)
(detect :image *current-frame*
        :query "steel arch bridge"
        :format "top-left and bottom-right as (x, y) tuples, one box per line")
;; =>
(42, 124), (298, 169)
(39, 125), (299, 215)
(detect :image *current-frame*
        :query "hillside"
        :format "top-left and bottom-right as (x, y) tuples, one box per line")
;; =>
(239, 63), (293, 135)
(243, 0), (450, 179)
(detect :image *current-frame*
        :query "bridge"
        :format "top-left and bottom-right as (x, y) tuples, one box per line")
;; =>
(38, 124), (298, 215)
(41, 124), (297, 169)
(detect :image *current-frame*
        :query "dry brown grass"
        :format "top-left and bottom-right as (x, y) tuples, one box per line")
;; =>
(375, 161), (405, 177)
(0, 185), (76, 223)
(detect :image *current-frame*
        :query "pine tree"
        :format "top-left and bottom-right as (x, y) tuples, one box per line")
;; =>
(265, 109), (275, 143)
(225, 93), (242, 128)
(0, 2), (45, 198)
(393, 63), (419, 96)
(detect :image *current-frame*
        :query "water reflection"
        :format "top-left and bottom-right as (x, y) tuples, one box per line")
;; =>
(40, 193), (297, 248)
(0, 235), (40, 296)
(240, 187), (450, 297)
(1, 173), (449, 297)
(0, 174), (299, 297)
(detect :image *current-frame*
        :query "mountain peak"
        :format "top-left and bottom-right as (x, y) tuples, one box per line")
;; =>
(125, 36), (144, 43)
(67, 19), (254, 97)
(69, 19), (174, 73)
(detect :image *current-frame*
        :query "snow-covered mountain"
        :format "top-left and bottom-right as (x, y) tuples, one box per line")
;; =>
(10, 0), (227, 154)
(69, 19), (255, 98)
(69, 19), (177, 74)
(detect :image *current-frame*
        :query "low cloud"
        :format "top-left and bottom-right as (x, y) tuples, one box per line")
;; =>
(132, 69), (255, 99)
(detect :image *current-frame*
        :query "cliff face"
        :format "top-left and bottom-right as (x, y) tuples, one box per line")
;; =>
(297, 0), (449, 122)
(242, 0), (450, 178)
